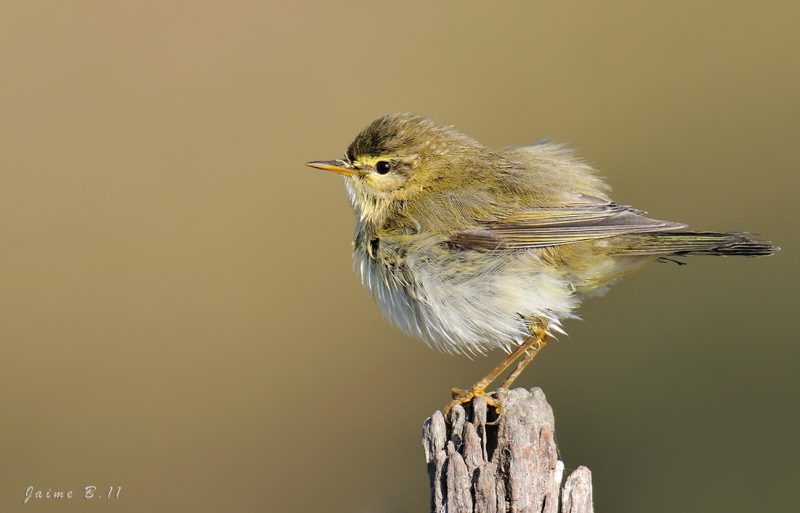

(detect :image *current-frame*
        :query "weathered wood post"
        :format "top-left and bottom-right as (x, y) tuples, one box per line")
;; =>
(422, 387), (594, 513)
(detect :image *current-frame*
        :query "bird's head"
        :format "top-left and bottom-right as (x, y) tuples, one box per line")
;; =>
(307, 113), (492, 224)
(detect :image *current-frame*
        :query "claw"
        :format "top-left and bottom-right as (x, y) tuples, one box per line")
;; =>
(444, 386), (499, 415)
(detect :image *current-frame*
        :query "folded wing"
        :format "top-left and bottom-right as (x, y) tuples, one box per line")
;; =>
(450, 201), (686, 250)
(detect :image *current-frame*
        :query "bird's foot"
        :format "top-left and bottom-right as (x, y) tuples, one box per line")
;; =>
(444, 386), (500, 415)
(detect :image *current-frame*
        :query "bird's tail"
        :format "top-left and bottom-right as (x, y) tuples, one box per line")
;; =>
(612, 231), (780, 257)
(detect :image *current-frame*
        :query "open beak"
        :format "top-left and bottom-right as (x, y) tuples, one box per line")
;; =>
(305, 159), (358, 177)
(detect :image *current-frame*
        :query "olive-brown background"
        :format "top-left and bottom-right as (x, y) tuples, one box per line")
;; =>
(1, 2), (797, 512)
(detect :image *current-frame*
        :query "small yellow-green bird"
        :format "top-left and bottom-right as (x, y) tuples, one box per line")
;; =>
(307, 113), (778, 412)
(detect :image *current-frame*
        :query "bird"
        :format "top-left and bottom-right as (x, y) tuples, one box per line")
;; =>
(307, 113), (778, 413)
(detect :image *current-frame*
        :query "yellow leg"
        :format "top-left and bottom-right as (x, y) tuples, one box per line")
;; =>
(444, 321), (549, 414)
(499, 329), (548, 389)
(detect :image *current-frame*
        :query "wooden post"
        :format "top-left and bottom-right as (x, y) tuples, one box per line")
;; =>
(422, 388), (594, 513)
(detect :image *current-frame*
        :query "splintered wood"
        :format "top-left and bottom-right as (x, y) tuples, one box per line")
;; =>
(422, 388), (593, 513)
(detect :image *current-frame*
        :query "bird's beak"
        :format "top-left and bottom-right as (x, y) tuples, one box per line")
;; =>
(306, 159), (358, 177)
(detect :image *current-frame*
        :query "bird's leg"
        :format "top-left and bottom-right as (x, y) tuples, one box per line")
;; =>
(444, 321), (550, 415)
(445, 331), (541, 414)
(499, 325), (548, 389)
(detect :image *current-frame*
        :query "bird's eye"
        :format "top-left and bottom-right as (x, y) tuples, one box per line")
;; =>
(375, 161), (391, 175)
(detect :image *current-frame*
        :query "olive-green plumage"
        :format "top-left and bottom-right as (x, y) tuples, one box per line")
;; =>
(309, 113), (778, 356)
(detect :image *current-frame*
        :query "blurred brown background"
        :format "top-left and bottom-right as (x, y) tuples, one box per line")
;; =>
(1, 1), (797, 512)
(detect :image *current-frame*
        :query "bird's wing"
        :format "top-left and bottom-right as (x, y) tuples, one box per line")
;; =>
(449, 200), (686, 250)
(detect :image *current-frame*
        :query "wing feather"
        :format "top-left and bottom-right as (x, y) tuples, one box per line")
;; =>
(450, 202), (686, 250)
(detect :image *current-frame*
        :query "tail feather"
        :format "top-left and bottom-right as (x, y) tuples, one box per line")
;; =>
(613, 231), (780, 257)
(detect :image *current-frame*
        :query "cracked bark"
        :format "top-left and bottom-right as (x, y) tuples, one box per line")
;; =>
(422, 388), (593, 513)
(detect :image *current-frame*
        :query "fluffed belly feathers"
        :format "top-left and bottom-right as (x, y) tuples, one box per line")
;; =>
(353, 236), (624, 356)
